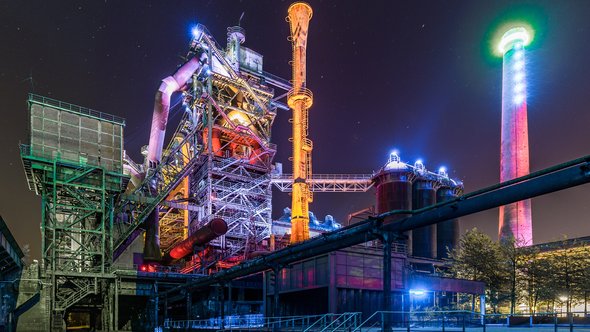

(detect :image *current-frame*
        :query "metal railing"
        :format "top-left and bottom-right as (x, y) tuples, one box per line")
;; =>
(28, 93), (125, 125)
(352, 310), (590, 331)
(164, 312), (361, 331)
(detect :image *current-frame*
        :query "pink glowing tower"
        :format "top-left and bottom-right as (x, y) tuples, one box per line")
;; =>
(498, 27), (533, 246)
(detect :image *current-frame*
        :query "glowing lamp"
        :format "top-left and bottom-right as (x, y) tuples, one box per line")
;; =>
(389, 150), (400, 162)
(514, 83), (525, 93)
(410, 289), (426, 296)
(498, 27), (531, 54)
(513, 94), (525, 105)
(191, 26), (203, 40)
(513, 73), (524, 83)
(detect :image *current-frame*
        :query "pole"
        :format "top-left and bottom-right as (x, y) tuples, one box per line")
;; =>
(228, 281), (233, 316)
(274, 266), (281, 317)
(383, 232), (392, 331)
(114, 278), (119, 331)
(219, 284), (225, 329)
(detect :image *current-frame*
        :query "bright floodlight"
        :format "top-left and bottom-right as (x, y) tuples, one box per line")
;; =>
(388, 150), (400, 163)
(498, 27), (531, 54)
(410, 289), (426, 296)
(191, 26), (202, 39)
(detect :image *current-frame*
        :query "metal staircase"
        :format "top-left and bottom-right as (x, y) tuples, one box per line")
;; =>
(54, 277), (96, 311)
(303, 312), (362, 332)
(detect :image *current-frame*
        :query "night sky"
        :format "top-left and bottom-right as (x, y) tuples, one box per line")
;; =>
(2, 1), (590, 260)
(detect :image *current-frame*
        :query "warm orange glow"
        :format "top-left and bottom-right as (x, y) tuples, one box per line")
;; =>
(287, 2), (314, 244)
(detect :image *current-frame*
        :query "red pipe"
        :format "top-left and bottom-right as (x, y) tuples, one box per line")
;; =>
(163, 218), (228, 263)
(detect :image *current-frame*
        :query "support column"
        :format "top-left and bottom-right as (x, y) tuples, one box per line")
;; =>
(163, 296), (168, 323)
(480, 294), (486, 325)
(273, 266), (281, 317)
(114, 278), (119, 331)
(228, 282), (233, 316)
(219, 284), (225, 327)
(186, 291), (192, 321)
(328, 252), (337, 313)
(383, 232), (392, 331)
(154, 283), (159, 329)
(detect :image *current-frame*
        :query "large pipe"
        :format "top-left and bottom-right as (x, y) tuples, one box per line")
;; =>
(147, 50), (207, 168)
(163, 156), (590, 296)
(162, 218), (228, 263)
(144, 49), (207, 262)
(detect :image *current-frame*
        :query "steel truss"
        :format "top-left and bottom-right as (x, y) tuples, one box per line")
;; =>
(272, 173), (374, 192)
(182, 26), (280, 266)
(113, 112), (202, 258)
(21, 144), (124, 330)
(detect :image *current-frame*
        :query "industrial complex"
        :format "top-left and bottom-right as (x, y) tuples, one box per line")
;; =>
(2, 2), (590, 331)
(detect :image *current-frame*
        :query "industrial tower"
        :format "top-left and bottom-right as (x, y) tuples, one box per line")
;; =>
(287, 2), (314, 243)
(498, 27), (533, 246)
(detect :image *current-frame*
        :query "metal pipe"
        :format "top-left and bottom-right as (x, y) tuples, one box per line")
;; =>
(162, 218), (228, 263)
(162, 156), (590, 296)
(147, 51), (207, 168)
(144, 50), (207, 262)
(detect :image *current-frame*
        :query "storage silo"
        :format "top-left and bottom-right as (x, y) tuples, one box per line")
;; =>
(372, 152), (415, 253)
(436, 168), (463, 259)
(411, 160), (438, 259)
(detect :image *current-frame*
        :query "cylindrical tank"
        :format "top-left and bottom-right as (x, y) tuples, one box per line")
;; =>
(436, 180), (463, 259)
(372, 155), (414, 253)
(412, 175), (438, 259)
(163, 218), (228, 263)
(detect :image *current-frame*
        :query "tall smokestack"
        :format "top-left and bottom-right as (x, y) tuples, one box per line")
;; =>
(287, 2), (314, 243)
(498, 27), (533, 246)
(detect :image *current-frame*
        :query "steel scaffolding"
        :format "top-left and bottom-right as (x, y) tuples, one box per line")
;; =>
(21, 94), (126, 330)
(184, 25), (280, 266)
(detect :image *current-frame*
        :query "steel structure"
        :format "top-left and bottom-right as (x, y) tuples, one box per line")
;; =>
(271, 173), (373, 192)
(110, 23), (291, 271)
(287, 2), (315, 243)
(185, 24), (280, 264)
(21, 94), (126, 330)
(498, 27), (533, 246)
(163, 154), (590, 297)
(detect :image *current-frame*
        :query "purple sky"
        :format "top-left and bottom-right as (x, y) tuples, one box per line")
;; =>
(1, 1), (590, 260)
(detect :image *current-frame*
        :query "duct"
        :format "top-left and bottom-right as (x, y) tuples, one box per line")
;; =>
(147, 50), (208, 168)
(143, 49), (208, 262)
(162, 218), (228, 264)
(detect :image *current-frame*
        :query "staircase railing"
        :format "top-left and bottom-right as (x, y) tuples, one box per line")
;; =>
(55, 278), (95, 311)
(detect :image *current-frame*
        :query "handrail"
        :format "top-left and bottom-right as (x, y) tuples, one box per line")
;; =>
(272, 173), (374, 180)
(28, 93), (125, 125)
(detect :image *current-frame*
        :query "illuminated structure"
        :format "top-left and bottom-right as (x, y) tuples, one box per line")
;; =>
(498, 27), (533, 246)
(21, 94), (127, 329)
(113, 23), (292, 271)
(286, 2), (314, 243)
(372, 152), (463, 258)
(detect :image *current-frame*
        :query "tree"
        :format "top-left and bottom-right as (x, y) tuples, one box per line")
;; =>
(545, 239), (590, 314)
(449, 228), (508, 313)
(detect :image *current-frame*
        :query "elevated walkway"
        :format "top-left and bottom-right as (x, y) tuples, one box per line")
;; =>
(272, 173), (373, 192)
